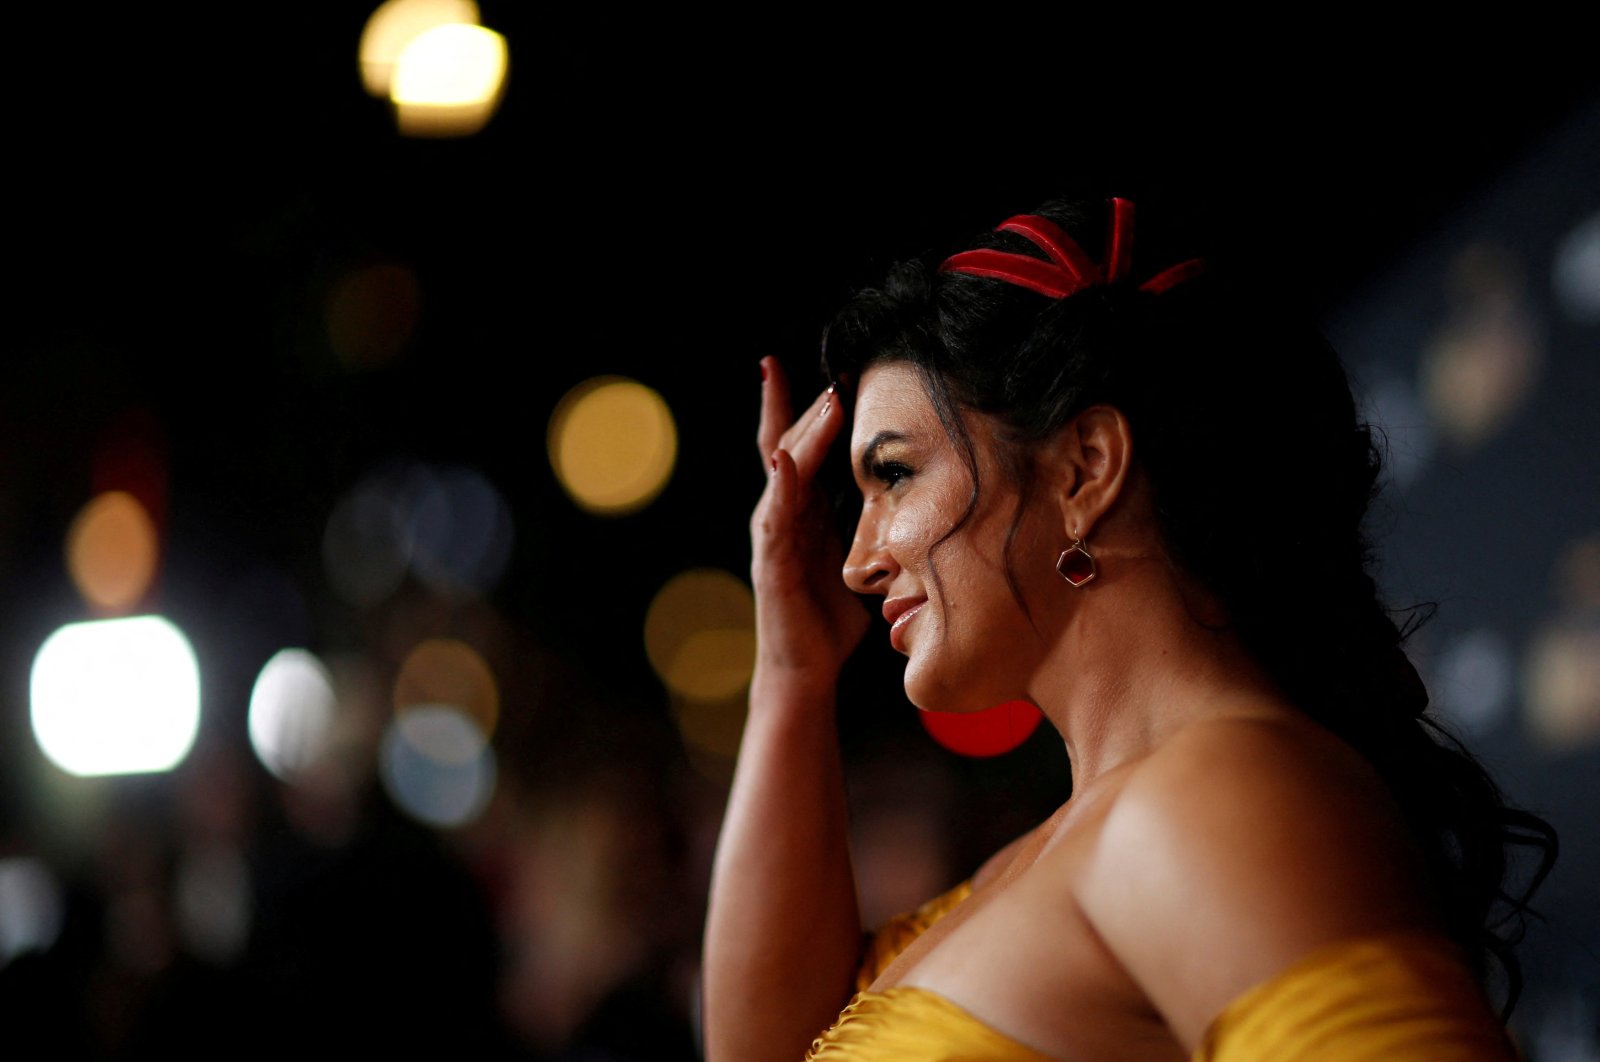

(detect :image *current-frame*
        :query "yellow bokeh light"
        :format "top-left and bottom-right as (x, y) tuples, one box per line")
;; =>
(66, 491), (159, 613)
(391, 23), (508, 138)
(1524, 625), (1600, 750)
(644, 569), (755, 701)
(393, 638), (499, 739)
(358, 0), (479, 96)
(672, 692), (747, 760)
(549, 377), (677, 515)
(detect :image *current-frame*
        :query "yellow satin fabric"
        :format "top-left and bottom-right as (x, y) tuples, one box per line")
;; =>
(807, 881), (1517, 1061)
(809, 880), (1051, 1060)
(806, 987), (1055, 1061)
(1195, 935), (1517, 1061)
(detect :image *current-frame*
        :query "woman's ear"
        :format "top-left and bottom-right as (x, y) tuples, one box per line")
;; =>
(1047, 404), (1134, 539)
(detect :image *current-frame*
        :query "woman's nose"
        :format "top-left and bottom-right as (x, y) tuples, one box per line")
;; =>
(842, 516), (896, 594)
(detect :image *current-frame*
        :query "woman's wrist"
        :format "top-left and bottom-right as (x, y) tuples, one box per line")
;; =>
(749, 660), (841, 716)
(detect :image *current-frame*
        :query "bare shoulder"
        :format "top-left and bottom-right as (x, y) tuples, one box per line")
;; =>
(1074, 710), (1441, 1049)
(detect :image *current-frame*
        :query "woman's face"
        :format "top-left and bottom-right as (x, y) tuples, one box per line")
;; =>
(843, 361), (1058, 712)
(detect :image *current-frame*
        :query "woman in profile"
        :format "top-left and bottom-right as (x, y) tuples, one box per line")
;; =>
(703, 197), (1554, 1060)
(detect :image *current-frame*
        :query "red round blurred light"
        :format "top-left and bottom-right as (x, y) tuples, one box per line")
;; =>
(918, 699), (1043, 757)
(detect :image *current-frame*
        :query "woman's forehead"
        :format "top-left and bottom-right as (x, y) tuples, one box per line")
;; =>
(850, 362), (935, 450)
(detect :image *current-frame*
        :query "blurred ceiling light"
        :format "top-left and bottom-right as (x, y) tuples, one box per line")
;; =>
(358, 0), (479, 96)
(380, 704), (496, 827)
(30, 616), (201, 777)
(391, 23), (507, 138)
(393, 638), (499, 739)
(919, 700), (1043, 758)
(550, 377), (678, 516)
(66, 491), (159, 613)
(249, 649), (339, 781)
(325, 262), (420, 370)
(644, 569), (755, 701)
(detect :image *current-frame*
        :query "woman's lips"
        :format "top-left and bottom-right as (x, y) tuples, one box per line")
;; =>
(886, 600), (926, 653)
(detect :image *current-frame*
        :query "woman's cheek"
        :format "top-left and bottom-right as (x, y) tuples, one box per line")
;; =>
(888, 507), (942, 564)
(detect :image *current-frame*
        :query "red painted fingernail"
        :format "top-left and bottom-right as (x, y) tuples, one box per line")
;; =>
(819, 400), (831, 419)
(760, 361), (769, 382)
(770, 453), (779, 473)
(826, 381), (837, 395)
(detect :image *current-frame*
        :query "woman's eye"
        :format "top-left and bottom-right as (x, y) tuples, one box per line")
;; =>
(872, 461), (913, 487)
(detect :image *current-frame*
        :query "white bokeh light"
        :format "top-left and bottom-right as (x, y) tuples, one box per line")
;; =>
(391, 23), (507, 137)
(249, 649), (338, 781)
(0, 858), (64, 966)
(30, 616), (201, 777)
(358, 0), (480, 96)
(1553, 210), (1600, 323)
(379, 704), (496, 828)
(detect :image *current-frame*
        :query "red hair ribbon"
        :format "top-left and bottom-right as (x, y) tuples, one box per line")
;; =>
(939, 197), (1204, 297)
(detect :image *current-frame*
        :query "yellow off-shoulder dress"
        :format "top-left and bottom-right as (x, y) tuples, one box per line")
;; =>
(805, 881), (1518, 1061)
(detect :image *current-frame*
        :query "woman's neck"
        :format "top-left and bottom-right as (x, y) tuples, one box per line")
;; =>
(1030, 551), (1283, 786)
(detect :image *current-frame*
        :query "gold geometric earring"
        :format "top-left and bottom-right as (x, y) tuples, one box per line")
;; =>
(1055, 535), (1097, 588)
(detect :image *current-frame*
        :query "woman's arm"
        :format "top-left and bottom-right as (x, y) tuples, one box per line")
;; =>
(702, 358), (870, 1062)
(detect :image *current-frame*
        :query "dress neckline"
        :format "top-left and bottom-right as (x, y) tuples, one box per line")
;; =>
(828, 984), (1058, 1061)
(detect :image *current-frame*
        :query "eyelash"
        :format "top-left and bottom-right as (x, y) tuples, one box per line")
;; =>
(870, 460), (914, 487)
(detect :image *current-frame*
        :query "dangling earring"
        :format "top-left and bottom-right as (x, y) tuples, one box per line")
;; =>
(1055, 534), (1097, 588)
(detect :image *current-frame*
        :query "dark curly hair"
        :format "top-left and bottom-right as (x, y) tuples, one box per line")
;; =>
(820, 197), (1556, 1014)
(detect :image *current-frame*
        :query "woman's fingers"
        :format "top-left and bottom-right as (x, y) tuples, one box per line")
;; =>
(787, 385), (842, 484)
(759, 358), (844, 479)
(757, 357), (792, 465)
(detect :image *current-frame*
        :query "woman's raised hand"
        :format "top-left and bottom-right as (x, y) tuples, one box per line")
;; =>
(751, 356), (870, 685)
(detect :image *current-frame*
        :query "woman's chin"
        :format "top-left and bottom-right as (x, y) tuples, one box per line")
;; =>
(902, 670), (1011, 715)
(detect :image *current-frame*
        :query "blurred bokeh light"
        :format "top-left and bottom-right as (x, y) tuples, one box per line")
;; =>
(249, 648), (339, 780)
(0, 857), (64, 967)
(644, 569), (754, 701)
(1553, 210), (1600, 323)
(324, 473), (413, 606)
(358, 0), (479, 96)
(325, 262), (421, 370)
(391, 23), (507, 138)
(324, 463), (513, 605)
(1525, 623), (1600, 749)
(407, 466), (513, 596)
(65, 490), (159, 613)
(30, 616), (201, 777)
(393, 637), (499, 738)
(672, 692), (746, 765)
(1525, 536), (1600, 749)
(380, 704), (496, 827)
(1421, 244), (1543, 451)
(1434, 628), (1515, 734)
(174, 845), (252, 964)
(919, 700), (1043, 758)
(549, 377), (677, 515)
